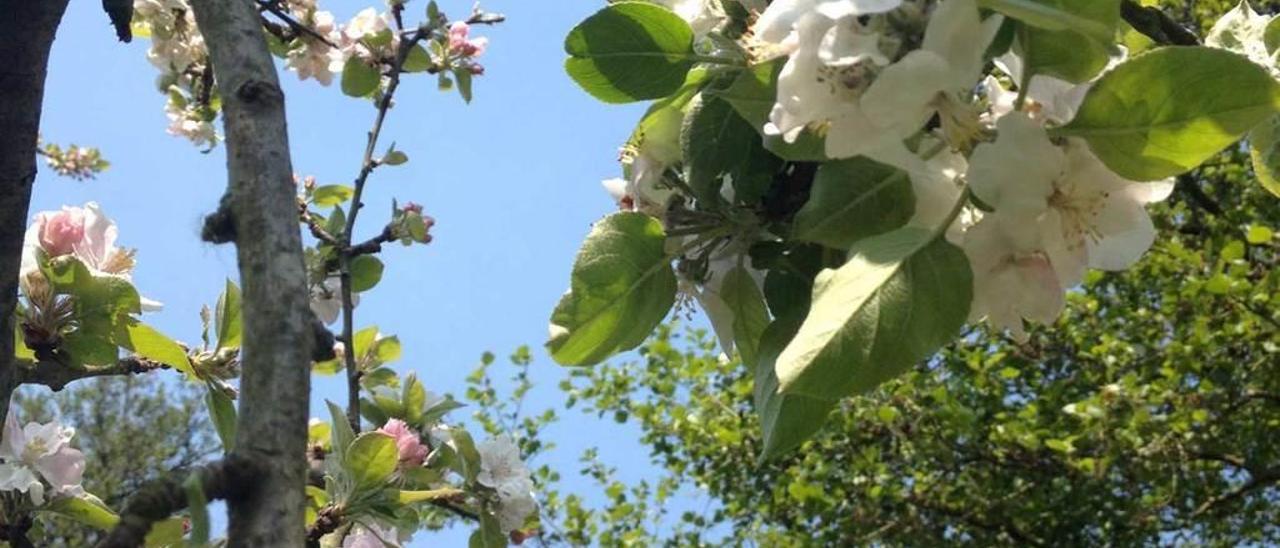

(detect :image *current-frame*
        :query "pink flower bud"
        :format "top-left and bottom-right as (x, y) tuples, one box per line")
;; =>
(36, 209), (86, 257)
(448, 22), (488, 57)
(402, 202), (423, 214)
(378, 418), (429, 468)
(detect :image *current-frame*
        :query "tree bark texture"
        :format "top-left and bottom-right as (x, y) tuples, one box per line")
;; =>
(0, 0), (73, 431)
(188, 0), (314, 545)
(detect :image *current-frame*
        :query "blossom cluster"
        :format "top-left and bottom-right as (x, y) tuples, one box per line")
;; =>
(602, 0), (1171, 343)
(131, 0), (491, 147)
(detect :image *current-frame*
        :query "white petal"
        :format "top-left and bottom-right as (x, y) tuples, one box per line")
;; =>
(861, 50), (950, 134)
(967, 113), (1062, 209)
(922, 0), (1000, 89)
(1087, 195), (1158, 271)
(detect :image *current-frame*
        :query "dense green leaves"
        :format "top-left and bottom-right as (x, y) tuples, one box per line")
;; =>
(791, 158), (914, 249)
(548, 212), (677, 366)
(775, 228), (972, 400)
(682, 95), (778, 205)
(565, 2), (697, 103)
(1060, 46), (1280, 180)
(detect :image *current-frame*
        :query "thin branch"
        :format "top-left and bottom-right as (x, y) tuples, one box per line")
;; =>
(1191, 466), (1280, 517)
(253, 0), (338, 48)
(1120, 0), (1200, 46)
(97, 458), (257, 548)
(336, 24), (432, 433)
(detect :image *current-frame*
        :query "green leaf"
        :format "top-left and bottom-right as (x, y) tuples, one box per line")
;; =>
(469, 513), (507, 548)
(1059, 46), (1280, 180)
(1249, 113), (1280, 197)
(144, 518), (187, 547)
(775, 228), (973, 400)
(116, 321), (195, 377)
(184, 473), (210, 546)
(720, 266), (769, 368)
(350, 255), (385, 293)
(792, 157), (914, 249)
(345, 432), (400, 491)
(399, 487), (464, 504)
(43, 256), (141, 366)
(714, 60), (828, 161)
(979, 0), (1117, 42)
(353, 326), (380, 361)
(342, 57), (380, 97)
(1016, 0), (1121, 83)
(215, 279), (242, 349)
(312, 185), (355, 207)
(454, 68), (474, 103)
(327, 400), (356, 460)
(564, 2), (697, 103)
(382, 150), (409, 166)
(681, 94), (779, 206)
(403, 372), (427, 423)
(449, 427), (482, 482)
(44, 493), (120, 530)
(374, 335), (402, 364)
(754, 317), (837, 461)
(206, 383), (237, 452)
(548, 212), (677, 366)
(403, 44), (433, 73)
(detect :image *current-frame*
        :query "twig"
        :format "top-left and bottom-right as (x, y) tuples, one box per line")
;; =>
(1191, 466), (1280, 517)
(336, 23), (433, 433)
(253, 0), (338, 48)
(1120, 0), (1200, 46)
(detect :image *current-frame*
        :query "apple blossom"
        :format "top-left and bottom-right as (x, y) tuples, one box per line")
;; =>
(377, 419), (428, 468)
(968, 114), (1172, 287)
(477, 435), (537, 533)
(285, 10), (345, 86)
(0, 413), (86, 506)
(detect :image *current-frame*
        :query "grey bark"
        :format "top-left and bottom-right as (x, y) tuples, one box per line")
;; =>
(188, 0), (313, 545)
(0, 0), (73, 430)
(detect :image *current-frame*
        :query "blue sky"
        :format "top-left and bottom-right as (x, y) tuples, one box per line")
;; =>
(32, 0), (705, 544)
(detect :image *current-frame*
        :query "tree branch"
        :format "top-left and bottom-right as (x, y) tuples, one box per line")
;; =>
(188, 0), (314, 544)
(97, 458), (257, 548)
(335, 25), (433, 433)
(1191, 465), (1280, 517)
(17, 355), (165, 391)
(1120, 0), (1201, 46)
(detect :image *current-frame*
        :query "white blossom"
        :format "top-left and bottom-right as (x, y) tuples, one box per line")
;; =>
(310, 276), (358, 325)
(477, 436), (536, 533)
(964, 113), (1172, 338)
(0, 413), (86, 506)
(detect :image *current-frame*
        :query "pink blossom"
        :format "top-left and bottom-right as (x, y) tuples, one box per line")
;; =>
(34, 209), (86, 257)
(448, 22), (488, 57)
(402, 202), (423, 214)
(378, 419), (428, 468)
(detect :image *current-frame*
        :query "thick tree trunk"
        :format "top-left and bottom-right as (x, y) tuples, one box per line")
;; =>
(0, 0), (73, 429)
(187, 1), (313, 545)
